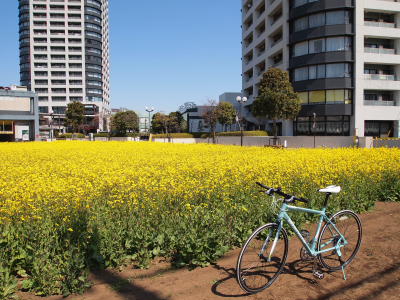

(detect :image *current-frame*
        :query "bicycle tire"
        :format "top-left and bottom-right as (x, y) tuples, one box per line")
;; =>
(317, 210), (362, 271)
(236, 223), (288, 293)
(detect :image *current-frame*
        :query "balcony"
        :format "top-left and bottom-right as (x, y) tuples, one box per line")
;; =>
(270, 52), (283, 67)
(244, 51), (253, 65)
(255, 42), (265, 57)
(243, 33), (253, 48)
(365, 12), (397, 28)
(364, 47), (396, 54)
(365, 21), (396, 28)
(255, 61), (266, 76)
(255, 2), (265, 19)
(255, 22), (265, 38)
(243, 15), (253, 32)
(364, 74), (396, 80)
(269, 6), (283, 27)
(364, 100), (396, 106)
(242, 0), (253, 17)
(244, 70), (253, 83)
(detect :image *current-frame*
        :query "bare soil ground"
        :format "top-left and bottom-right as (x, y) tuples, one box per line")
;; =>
(20, 202), (400, 300)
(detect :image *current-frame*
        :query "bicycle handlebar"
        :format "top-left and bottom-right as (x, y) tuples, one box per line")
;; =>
(256, 182), (309, 204)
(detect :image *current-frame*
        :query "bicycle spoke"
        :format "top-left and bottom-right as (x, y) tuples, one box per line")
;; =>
(318, 211), (362, 271)
(237, 224), (288, 293)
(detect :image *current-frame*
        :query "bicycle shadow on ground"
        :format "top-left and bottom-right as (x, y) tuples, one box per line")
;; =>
(210, 259), (322, 298)
(211, 260), (400, 299)
(210, 264), (252, 298)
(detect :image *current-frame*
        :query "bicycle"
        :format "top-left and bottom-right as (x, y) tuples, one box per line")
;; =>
(236, 182), (362, 294)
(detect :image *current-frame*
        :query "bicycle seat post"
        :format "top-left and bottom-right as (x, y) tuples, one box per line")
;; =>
(323, 193), (331, 208)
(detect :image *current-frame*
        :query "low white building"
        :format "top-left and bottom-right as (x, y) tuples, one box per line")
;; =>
(183, 93), (249, 133)
(0, 85), (39, 141)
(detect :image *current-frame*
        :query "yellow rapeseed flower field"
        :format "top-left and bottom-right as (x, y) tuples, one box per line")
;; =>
(0, 141), (398, 222)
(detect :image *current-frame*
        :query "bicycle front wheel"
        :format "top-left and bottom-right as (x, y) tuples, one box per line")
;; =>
(317, 210), (362, 271)
(236, 223), (288, 294)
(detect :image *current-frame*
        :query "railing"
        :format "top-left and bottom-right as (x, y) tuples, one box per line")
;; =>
(364, 100), (396, 106)
(364, 21), (396, 28)
(364, 47), (396, 54)
(244, 57), (253, 65)
(364, 74), (396, 80)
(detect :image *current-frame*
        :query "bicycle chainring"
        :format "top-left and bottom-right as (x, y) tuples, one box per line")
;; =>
(300, 247), (314, 261)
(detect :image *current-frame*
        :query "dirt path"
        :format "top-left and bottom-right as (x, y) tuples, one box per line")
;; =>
(20, 202), (400, 300)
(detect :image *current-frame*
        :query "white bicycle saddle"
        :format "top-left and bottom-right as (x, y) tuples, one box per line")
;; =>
(318, 185), (341, 194)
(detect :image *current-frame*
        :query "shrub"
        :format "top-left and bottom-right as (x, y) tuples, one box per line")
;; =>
(152, 131), (269, 139)
(94, 132), (110, 138)
(217, 130), (269, 137)
(58, 133), (85, 139)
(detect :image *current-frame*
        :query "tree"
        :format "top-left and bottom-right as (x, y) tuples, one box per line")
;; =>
(151, 112), (186, 134)
(202, 100), (219, 143)
(111, 110), (139, 136)
(216, 102), (236, 132)
(251, 68), (301, 141)
(65, 101), (85, 133)
(178, 102), (197, 114)
(168, 111), (185, 133)
(151, 112), (169, 134)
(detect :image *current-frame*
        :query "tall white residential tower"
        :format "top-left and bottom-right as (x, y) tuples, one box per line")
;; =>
(19, 0), (110, 134)
(241, 0), (400, 137)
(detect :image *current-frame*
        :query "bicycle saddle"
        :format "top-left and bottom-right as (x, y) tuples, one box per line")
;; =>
(318, 185), (341, 194)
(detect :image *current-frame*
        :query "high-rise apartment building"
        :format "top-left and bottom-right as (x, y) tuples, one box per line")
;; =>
(18, 0), (110, 135)
(241, 0), (400, 137)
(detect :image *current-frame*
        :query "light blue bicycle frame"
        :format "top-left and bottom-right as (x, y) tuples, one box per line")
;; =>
(263, 202), (348, 261)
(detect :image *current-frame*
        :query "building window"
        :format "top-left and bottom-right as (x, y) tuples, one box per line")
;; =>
(294, 116), (350, 136)
(52, 106), (66, 114)
(294, 10), (351, 32)
(294, 41), (308, 56)
(365, 121), (394, 137)
(297, 89), (353, 104)
(293, 36), (352, 57)
(298, 92), (309, 104)
(309, 90), (325, 103)
(294, 67), (308, 81)
(52, 97), (67, 102)
(294, 63), (352, 81)
(39, 106), (49, 113)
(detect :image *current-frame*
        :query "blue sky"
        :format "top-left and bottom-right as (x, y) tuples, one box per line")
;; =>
(0, 1), (242, 114)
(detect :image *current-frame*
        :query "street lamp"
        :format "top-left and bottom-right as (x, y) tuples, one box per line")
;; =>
(49, 109), (54, 142)
(236, 96), (248, 146)
(145, 106), (154, 134)
(312, 112), (317, 148)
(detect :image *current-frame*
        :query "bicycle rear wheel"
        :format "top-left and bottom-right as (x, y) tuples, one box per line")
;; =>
(317, 210), (362, 271)
(236, 223), (288, 294)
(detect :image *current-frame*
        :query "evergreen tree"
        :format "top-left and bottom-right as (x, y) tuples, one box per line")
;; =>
(251, 68), (301, 141)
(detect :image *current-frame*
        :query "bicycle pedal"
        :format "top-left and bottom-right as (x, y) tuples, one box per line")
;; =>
(313, 270), (324, 280)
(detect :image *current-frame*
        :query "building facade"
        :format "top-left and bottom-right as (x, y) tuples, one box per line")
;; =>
(0, 85), (39, 142)
(241, 0), (400, 137)
(18, 0), (110, 136)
